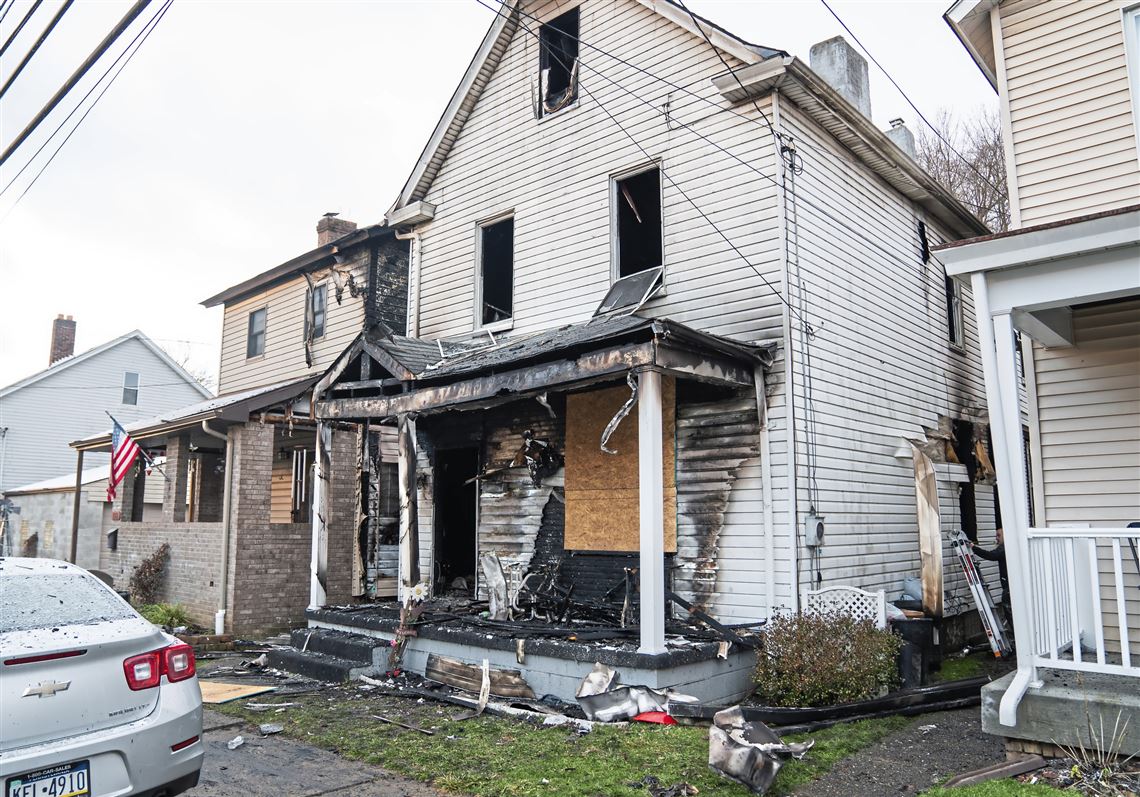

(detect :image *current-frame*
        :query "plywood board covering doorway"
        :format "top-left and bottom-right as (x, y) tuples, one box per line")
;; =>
(564, 377), (677, 552)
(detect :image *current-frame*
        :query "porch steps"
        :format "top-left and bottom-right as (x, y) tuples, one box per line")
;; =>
(267, 628), (385, 683)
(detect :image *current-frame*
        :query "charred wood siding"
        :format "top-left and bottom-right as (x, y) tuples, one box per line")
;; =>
(674, 395), (762, 613)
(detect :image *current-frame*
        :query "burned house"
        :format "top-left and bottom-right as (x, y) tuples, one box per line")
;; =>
(277, 1), (1006, 701)
(68, 217), (409, 636)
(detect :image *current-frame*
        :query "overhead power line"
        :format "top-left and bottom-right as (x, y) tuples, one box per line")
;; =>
(0, 0), (173, 211)
(0, 0), (151, 168)
(0, 0), (73, 102)
(817, 0), (1004, 198)
(0, 0), (43, 61)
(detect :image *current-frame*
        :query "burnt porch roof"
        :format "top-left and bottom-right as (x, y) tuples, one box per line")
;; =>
(315, 315), (774, 420)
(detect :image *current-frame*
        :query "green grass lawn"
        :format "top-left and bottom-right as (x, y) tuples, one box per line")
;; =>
(924, 781), (1067, 796)
(212, 692), (911, 796)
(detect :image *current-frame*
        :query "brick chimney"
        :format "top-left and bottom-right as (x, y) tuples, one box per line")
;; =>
(809, 36), (872, 119)
(317, 213), (357, 246)
(49, 315), (76, 365)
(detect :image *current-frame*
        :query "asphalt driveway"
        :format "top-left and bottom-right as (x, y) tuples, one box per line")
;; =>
(186, 710), (444, 797)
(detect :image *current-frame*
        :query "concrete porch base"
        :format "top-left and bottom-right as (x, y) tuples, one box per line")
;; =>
(982, 670), (1140, 757)
(304, 608), (758, 705)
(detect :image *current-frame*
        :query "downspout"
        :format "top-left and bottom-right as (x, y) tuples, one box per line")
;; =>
(394, 228), (421, 337)
(201, 419), (232, 635)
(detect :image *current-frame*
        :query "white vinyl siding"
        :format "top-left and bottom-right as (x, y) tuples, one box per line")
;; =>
(778, 101), (990, 609)
(1000, 0), (1140, 225)
(218, 265), (367, 394)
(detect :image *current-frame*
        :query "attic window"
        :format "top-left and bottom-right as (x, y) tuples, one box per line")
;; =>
(478, 216), (514, 326)
(122, 371), (139, 406)
(247, 308), (267, 358)
(614, 166), (662, 278)
(539, 7), (579, 117)
(308, 283), (327, 339)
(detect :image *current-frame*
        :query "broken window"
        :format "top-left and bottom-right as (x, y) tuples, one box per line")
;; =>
(478, 216), (514, 326)
(291, 447), (310, 523)
(307, 283), (327, 339)
(122, 371), (139, 405)
(614, 166), (662, 279)
(247, 308), (266, 358)
(539, 7), (579, 116)
(945, 275), (964, 348)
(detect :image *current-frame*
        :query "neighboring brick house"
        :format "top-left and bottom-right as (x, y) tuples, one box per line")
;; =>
(69, 217), (408, 635)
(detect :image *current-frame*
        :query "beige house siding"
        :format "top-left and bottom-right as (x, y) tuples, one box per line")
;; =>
(1000, 0), (1140, 225)
(1033, 299), (1139, 658)
(218, 263), (368, 394)
(1034, 299), (1140, 527)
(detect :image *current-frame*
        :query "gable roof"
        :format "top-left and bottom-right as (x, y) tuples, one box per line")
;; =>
(388, 0), (986, 238)
(0, 330), (212, 401)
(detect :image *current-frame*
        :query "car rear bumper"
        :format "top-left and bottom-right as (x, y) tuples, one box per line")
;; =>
(0, 677), (203, 797)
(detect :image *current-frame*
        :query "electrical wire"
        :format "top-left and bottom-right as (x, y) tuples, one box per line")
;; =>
(0, 0), (14, 27)
(0, 0), (43, 62)
(818, 0), (1004, 197)
(0, 0), (173, 218)
(0, 0), (73, 102)
(482, 0), (809, 328)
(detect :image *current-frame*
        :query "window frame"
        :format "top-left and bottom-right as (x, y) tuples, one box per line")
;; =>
(537, 6), (581, 119)
(122, 371), (140, 406)
(945, 274), (965, 351)
(610, 160), (665, 285)
(247, 307), (267, 359)
(307, 282), (327, 340)
(474, 211), (516, 332)
(1123, 5), (1140, 165)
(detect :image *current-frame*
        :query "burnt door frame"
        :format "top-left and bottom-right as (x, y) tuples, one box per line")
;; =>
(431, 446), (481, 596)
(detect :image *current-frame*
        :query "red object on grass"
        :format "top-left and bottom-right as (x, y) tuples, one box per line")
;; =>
(632, 711), (677, 725)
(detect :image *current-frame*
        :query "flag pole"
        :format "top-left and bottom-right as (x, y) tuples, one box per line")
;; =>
(105, 411), (171, 482)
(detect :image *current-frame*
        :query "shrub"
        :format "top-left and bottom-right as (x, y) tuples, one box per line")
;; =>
(755, 610), (902, 707)
(138, 603), (191, 629)
(129, 543), (170, 606)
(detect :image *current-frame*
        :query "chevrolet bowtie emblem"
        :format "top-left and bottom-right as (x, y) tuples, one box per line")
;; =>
(22, 680), (71, 698)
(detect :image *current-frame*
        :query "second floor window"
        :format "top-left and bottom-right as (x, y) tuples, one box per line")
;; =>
(247, 308), (267, 358)
(539, 7), (579, 116)
(614, 165), (662, 279)
(308, 283), (327, 339)
(122, 372), (139, 405)
(945, 275), (964, 348)
(478, 216), (514, 326)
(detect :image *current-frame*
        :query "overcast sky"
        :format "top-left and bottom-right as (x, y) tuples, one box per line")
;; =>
(0, 0), (995, 391)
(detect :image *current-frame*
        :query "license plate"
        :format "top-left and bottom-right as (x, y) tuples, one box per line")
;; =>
(5, 761), (89, 797)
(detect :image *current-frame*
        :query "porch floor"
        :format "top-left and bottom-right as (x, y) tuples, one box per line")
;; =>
(982, 669), (1140, 756)
(300, 603), (760, 704)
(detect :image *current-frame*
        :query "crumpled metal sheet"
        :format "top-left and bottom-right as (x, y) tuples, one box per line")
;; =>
(708, 706), (814, 794)
(575, 662), (699, 723)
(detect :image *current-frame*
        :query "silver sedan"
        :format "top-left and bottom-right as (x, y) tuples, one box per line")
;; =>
(1, 558), (203, 797)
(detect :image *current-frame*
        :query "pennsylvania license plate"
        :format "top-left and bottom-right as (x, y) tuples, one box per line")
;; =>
(6, 761), (90, 797)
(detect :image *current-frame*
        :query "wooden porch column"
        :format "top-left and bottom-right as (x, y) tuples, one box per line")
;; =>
(637, 369), (666, 654)
(309, 422), (331, 610)
(68, 449), (84, 563)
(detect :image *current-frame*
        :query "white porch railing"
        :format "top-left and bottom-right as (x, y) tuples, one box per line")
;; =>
(1022, 527), (1140, 678)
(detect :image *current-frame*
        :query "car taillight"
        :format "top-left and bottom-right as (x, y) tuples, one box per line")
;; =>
(164, 643), (196, 682)
(124, 643), (196, 690)
(124, 651), (161, 690)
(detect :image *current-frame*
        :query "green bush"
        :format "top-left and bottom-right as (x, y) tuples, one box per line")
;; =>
(755, 610), (902, 707)
(138, 603), (191, 629)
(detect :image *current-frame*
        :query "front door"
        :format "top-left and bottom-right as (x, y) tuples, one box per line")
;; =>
(433, 447), (479, 595)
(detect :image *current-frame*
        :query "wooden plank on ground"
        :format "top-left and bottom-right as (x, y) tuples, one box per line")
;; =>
(200, 681), (278, 704)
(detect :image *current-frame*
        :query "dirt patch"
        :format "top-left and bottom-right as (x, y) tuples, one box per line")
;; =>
(791, 708), (1005, 796)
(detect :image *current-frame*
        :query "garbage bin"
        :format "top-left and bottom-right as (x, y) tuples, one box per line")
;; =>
(894, 617), (934, 688)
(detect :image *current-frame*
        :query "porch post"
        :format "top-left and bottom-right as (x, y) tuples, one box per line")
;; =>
(309, 422), (329, 610)
(637, 369), (666, 655)
(971, 272), (1037, 725)
(68, 449), (84, 563)
(397, 414), (420, 602)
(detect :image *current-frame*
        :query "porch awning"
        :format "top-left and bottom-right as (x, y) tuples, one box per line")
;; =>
(314, 315), (774, 420)
(71, 375), (318, 452)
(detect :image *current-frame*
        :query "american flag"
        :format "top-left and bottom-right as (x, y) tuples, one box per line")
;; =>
(107, 417), (141, 503)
